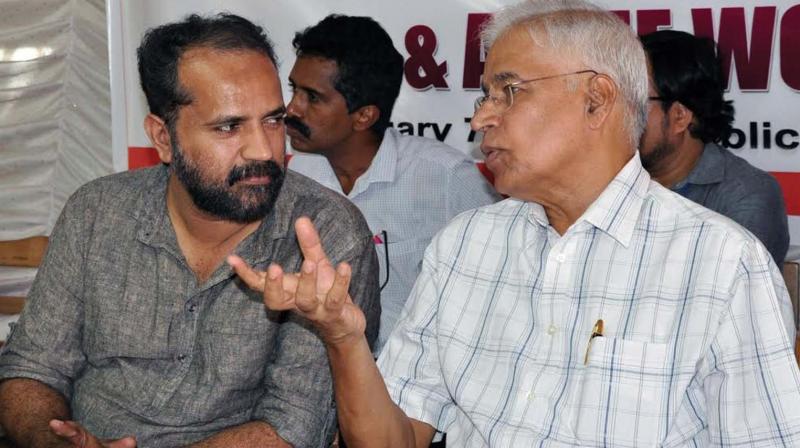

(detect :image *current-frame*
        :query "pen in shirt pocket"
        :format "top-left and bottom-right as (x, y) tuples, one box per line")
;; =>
(373, 230), (389, 291)
(584, 319), (604, 365)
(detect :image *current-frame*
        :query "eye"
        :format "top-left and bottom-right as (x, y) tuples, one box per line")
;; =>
(263, 114), (286, 129)
(215, 123), (239, 133)
(307, 91), (320, 103)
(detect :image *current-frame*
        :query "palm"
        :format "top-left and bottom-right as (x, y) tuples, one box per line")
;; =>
(228, 216), (367, 343)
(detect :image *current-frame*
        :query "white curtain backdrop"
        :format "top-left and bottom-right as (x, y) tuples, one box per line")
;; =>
(0, 0), (111, 335)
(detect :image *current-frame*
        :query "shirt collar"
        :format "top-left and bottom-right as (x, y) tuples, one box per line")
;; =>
(581, 152), (650, 247)
(526, 153), (650, 247)
(682, 142), (725, 185)
(133, 165), (295, 276)
(348, 128), (399, 196)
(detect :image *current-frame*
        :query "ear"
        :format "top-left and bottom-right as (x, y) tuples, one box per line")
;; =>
(666, 101), (695, 135)
(584, 74), (617, 131)
(143, 113), (174, 164)
(351, 105), (380, 132)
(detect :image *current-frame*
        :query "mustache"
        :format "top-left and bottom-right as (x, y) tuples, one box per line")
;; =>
(227, 160), (284, 186)
(285, 115), (311, 139)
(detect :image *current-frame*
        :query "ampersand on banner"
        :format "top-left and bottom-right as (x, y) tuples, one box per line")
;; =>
(404, 25), (449, 89)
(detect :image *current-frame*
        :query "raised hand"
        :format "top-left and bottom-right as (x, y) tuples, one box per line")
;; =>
(228, 216), (367, 345)
(49, 419), (136, 448)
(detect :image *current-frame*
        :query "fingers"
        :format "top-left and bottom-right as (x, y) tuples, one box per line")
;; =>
(227, 255), (266, 292)
(326, 263), (352, 312)
(263, 263), (296, 311)
(50, 419), (87, 447)
(295, 260), (319, 313)
(295, 217), (328, 264)
(106, 437), (137, 448)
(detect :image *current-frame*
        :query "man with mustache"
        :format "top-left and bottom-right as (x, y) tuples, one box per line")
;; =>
(639, 30), (789, 266)
(0, 13), (379, 448)
(286, 15), (499, 355)
(233, 0), (800, 446)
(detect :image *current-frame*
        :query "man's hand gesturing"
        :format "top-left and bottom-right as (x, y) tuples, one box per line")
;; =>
(228, 216), (366, 346)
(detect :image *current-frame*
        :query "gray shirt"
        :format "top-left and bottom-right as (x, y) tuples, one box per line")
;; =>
(0, 165), (380, 447)
(674, 142), (789, 264)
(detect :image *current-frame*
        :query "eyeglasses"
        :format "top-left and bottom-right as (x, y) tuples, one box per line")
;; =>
(474, 69), (598, 112)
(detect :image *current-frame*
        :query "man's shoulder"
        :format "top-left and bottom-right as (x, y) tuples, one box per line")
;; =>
(390, 130), (476, 168)
(649, 180), (759, 248)
(714, 145), (780, 191)
(68, 166), (165, 211)
(281, 170), (371, 234)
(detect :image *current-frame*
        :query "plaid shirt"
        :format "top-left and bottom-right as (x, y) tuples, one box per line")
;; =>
(377, 153), (800, 447)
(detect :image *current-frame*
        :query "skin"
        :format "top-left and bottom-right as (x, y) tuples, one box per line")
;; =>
(639, 71), (704, 188)
(228, 21), (637, 448)
(0, 47), (292, 448)
(287, 56), (381, 195)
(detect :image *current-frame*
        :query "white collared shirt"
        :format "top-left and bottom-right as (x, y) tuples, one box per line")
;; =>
(378, 153), (799, 447)
(289, 129), (500, 353)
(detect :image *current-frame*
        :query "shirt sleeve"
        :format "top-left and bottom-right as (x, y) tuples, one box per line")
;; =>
(700, 241), (800, 445)
(251, 231), (380, 448)
(446, 159), (501, 219)
(0, 188), (90, 399)
(377, 240), (454, 433)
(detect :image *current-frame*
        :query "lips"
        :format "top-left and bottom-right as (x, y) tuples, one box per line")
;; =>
(237, 176), (271, 186)
(481, 144), (501, 171)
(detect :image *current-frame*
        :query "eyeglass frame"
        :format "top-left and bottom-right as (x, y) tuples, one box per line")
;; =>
(474, 69), (599, 112)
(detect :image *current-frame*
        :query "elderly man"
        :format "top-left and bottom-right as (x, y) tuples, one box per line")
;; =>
(640, 30), (789, 265)
(0, 13), (379, 448)
(232, 0), (800, 446)
(286, 15), (499, 354)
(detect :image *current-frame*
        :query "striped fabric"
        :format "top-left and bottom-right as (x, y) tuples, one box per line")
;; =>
(377, 153), (800, 447)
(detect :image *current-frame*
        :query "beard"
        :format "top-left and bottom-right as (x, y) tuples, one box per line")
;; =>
(170, 142), (285, 223)
(640, 138), (677, 172)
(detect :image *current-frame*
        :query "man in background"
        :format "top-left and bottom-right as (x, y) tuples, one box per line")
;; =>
(0, 13), (379, 447)
(640, 30), (789, 265)
(286, 14), (499, 354)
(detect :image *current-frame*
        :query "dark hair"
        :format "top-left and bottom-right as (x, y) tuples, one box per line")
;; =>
(137, 13), (277, 126)
(641, 30), (735, 144)
(292, 15), (404, 137)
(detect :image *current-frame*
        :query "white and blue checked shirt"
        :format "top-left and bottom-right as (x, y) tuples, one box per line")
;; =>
(289, 129), (500, 353)
(377, 153), (800, 447)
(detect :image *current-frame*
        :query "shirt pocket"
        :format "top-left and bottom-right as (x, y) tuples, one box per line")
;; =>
(574, 337), (670, 447)
(383, 238), (428, 289)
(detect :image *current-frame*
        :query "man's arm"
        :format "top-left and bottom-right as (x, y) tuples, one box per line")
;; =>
(702, 242), (800, 445)
(0, 378), (71, 447)
(228, 217), (435, 448)
(187, 422), (290, 448)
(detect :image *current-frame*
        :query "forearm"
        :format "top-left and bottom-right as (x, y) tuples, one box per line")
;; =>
(327, 337), (417, 448)
(188, 421), (291, 448)
(0, 378), (71, 448)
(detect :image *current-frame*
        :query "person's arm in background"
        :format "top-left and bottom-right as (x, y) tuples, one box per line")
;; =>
(229, 217), (435, 448)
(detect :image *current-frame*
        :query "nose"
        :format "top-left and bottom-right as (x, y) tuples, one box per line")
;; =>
(286, 93), (304, 119)
(240, 123), (284, 162)
(470, 101), (501, 132)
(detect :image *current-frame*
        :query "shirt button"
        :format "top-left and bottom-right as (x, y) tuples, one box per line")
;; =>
(547, 325), (557, 335)
(555, 253), (566, 263)
(177, 354), (186, 362)
(187, 303), (197, 313)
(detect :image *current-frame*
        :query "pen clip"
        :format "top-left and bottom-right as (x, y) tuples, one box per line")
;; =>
(583, 319), (604, 365)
